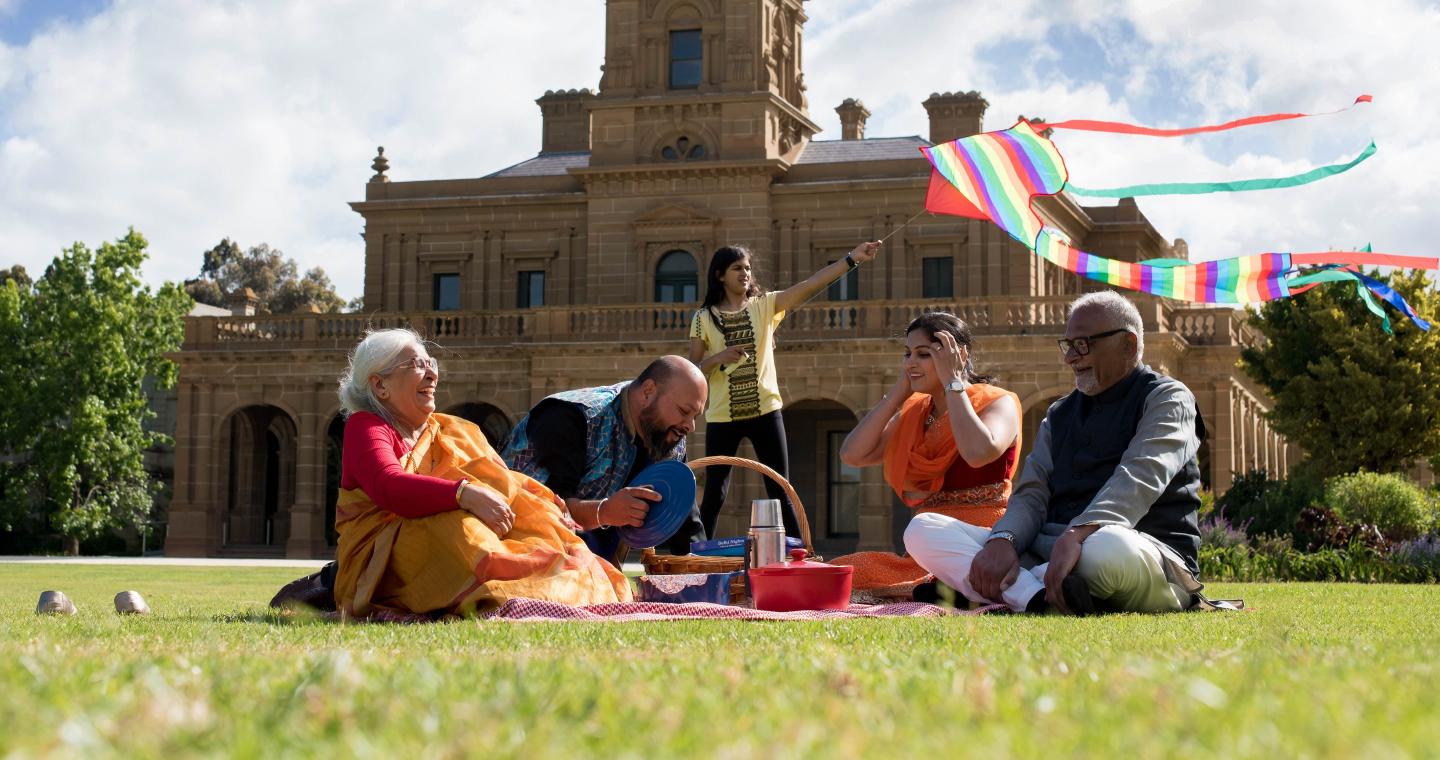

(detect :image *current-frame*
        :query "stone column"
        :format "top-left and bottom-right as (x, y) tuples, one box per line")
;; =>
(1209, 380), (1235, 494)
(165, 381), (215, 556)
(287, 387), (329, 558)
(856, 372), (890, 551)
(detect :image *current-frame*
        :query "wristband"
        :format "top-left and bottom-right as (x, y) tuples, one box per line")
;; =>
(454, 479), (469, 505)
(844, 253), (858, 270)
(986, 530), (1017, 547)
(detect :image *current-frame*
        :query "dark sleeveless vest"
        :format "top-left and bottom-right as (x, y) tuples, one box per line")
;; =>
(1047, 366), (1204, 574)
(501, 381), (686, 501)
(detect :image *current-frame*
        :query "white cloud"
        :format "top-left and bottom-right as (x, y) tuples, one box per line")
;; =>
(0, 0), (605, 297)
(0, 0), (1436, 301)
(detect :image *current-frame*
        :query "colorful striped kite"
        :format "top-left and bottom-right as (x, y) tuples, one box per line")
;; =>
(918, 99), (1437, 331)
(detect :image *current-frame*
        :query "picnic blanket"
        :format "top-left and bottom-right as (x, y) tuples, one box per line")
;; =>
(482, 598), (991, 622)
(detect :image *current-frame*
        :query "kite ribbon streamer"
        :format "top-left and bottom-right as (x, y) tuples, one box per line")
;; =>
(1065, 141), (1377, 198)
(1033, 95), (1372, 137)
(918, 117), (1435, 330)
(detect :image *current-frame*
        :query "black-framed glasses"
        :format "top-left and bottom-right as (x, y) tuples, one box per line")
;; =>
(388, 356), (438, 374)
(1058, 328), (1129, 357)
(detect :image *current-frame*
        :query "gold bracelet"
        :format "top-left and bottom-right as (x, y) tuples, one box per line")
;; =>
(454, 479), (469, 506)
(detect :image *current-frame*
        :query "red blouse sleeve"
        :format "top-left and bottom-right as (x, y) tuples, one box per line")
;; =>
(342, 412), (462, 518)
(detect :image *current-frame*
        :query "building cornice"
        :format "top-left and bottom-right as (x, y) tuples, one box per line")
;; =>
(348, 191), (586, 213)
(589, 90), (822, 134)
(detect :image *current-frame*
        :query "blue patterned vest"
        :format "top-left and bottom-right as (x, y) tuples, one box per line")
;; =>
(501, 381), (686, 500)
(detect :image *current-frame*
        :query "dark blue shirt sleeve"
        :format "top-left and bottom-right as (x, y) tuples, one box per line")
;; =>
(523, 400), (588, 499)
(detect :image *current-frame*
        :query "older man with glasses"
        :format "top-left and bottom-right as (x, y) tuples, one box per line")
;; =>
(904, 290), (1212, 614)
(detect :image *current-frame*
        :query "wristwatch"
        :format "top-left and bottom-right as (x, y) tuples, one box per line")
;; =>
(987, 530), (1017, 547)
(946, 379), (966, 393)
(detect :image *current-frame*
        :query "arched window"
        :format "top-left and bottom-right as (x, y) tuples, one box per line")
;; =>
(659, 135), (706, 161)
(654, 251), (699, 303)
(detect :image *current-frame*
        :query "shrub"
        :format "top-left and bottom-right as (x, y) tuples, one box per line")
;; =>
(1324, 471), (1433, 541)
(1292, 505), (1389, 552)
(1198, 513), (1249, 549)
(1216, 468), (1324, 539)
(1389, 536), (1440, 577)
(1199, 543), (1438, 583)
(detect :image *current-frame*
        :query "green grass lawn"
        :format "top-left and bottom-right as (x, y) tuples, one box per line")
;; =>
(2, 566), (1437, 758)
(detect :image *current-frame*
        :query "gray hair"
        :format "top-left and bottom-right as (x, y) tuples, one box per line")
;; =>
(1068, 290), (1145, 360)
(337, 327), (429, 421)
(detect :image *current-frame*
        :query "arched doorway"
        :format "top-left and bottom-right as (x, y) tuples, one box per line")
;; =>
(447, 403), (514, 450)
(219, 405), (297, 551)
(784, 399), (860, 557)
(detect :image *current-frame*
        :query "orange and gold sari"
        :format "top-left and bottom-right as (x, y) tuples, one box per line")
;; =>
(833, 384), (1021, 592)
(333, 413), (632, 618)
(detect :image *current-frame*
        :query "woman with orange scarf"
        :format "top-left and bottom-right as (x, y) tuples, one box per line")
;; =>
(330, 328), (631, 619)
(832, 312), (1021, 598)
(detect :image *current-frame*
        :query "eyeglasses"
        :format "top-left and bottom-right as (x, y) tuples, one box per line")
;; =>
(388, 356), (439, 373)
(1057, 328), (1129, 357)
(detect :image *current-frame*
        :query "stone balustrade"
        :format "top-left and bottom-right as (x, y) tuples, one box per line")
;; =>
(184, 296), (1255, 351)
(1167, 306), (1261, 348)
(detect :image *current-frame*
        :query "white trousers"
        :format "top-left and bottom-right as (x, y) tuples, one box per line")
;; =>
(904, 513), (1191, 613)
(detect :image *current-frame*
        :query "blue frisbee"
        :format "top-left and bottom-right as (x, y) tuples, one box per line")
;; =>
(616, 460), (697, 549)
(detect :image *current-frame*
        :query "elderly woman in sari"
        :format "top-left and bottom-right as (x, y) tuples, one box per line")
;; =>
(330, 328), (631, 618)
(831, 312), (1022, 597)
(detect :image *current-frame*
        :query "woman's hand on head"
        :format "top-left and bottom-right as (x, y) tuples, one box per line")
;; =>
(849, 241), (882, 265)
(891, 357), (914, 398)
(931, 330), (969, 388)
(459, 482), (515, 536)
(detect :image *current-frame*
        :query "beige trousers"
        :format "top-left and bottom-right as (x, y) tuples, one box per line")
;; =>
(904, 513), (1193, 613)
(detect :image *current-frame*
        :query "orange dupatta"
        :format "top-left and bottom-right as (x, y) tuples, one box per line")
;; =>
(882, 384), (1021, 508)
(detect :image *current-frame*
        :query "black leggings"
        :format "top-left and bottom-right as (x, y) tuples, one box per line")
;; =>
(698, 410), (800, 538)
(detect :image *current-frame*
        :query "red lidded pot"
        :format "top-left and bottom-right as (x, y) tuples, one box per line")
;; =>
(747, 549), (853, 612)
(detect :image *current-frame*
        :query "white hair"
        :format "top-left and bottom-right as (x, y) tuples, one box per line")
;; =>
(337, 328), (429, 421)
(1068, 290), (1145, 360)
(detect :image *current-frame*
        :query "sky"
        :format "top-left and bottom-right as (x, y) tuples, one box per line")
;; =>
(2, 0), (1438, 301)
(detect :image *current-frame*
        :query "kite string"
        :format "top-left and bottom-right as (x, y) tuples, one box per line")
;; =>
(788, 208), (931, 315)
(881, 208), (929, 243)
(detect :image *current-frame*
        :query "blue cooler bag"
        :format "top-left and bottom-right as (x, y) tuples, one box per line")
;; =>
(635, 572), (739, 604)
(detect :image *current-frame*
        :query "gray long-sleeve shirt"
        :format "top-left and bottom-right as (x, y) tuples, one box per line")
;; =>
(992, 376), (1201, 561)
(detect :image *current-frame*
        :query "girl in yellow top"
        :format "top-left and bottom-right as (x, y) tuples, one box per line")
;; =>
(688, 241), (882, 539)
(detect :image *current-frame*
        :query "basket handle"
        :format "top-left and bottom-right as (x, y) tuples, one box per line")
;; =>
(688, 455), (813, 553)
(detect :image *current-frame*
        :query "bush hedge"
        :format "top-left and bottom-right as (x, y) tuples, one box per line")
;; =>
(1324, 471), (1435, 541)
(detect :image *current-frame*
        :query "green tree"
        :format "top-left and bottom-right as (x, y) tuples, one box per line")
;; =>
(186, 238), (345, 314)
(2, 264), (30, 287)
(0, 230), (189, 554)
(1239, 269), (1440, 478)
(272, 267), (346, 314)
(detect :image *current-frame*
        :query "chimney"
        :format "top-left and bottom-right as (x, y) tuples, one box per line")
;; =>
(536, 88), (595, 155)
(835, 98), (870, 141)
(922, 90), (989, 145)
(227, 288), (259, 317)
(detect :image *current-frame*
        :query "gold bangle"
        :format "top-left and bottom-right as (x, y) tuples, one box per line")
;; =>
(455, 479), (469, 506)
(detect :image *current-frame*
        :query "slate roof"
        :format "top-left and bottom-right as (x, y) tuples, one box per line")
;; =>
(481, 136), (932, 178)
(484, 151), (591, 178)
(793, 136), (931, 164)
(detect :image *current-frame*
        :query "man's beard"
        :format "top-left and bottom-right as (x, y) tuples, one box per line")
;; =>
(638, 402), (681, 458)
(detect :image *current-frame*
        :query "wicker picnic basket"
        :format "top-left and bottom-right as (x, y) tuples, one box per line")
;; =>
(639, 455), (817, 599)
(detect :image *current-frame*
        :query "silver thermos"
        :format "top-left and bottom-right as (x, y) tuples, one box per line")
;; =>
(744, 498), (787, 571)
